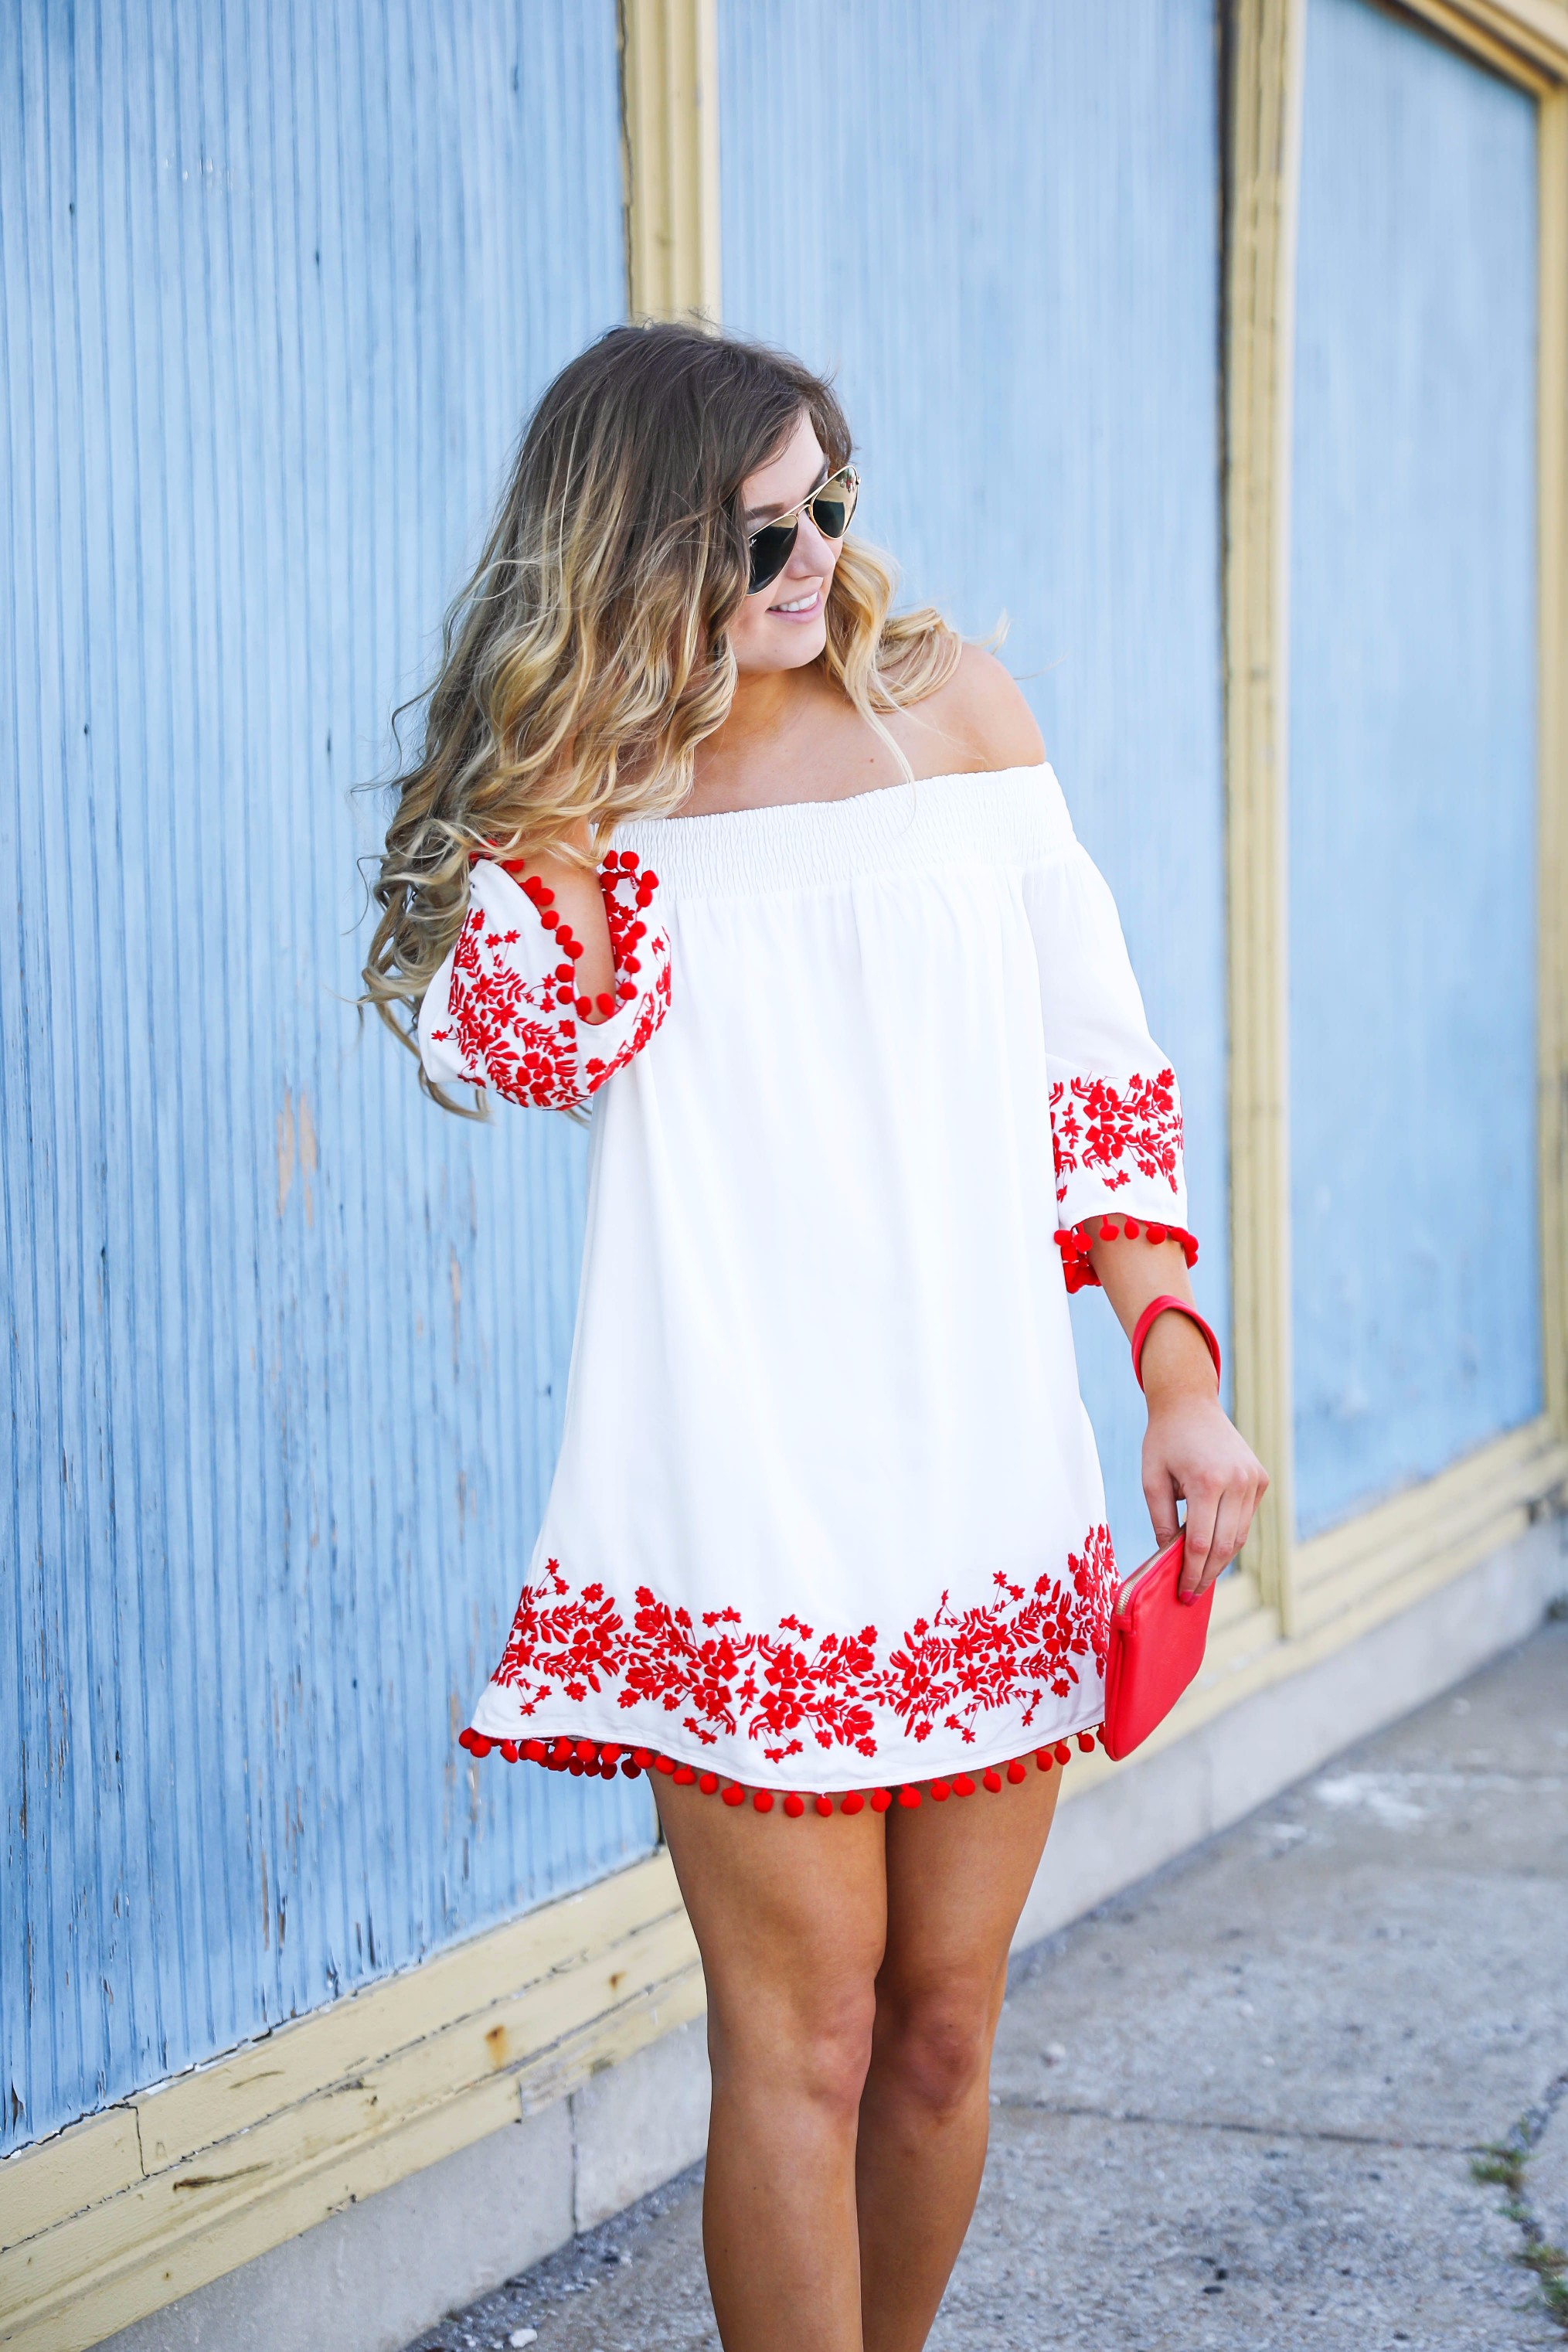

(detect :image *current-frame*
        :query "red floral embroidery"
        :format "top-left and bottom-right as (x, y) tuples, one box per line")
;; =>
(1049, 1067), (1182, 1208)
(431, 853), (670, 1110)
(435, 905), (582, 1108)
(491, 1529), (1118, 1765)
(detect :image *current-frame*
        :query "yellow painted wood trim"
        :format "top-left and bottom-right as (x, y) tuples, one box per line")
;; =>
(619, 0), (721, 323)
(1223, 0), (1307, 1627)
(1400, 0), (1568, 78)
(1539, 90), (1568, 1438)
(1294, 1422), (1568, 1629)
(0, 1854), (699, 2352)
(1396, 0), (1558, 85)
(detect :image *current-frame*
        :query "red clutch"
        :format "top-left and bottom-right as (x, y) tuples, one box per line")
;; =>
(1100, 1533), (1213, 1761)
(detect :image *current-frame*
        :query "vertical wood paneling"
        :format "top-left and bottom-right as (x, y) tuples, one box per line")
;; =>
(0, 0), (650, 2156)
(718, 0), (1228, 1572)
(1287, 0), (1540, 1537)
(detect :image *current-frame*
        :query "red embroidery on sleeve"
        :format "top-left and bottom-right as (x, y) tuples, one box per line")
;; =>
(440, 853), (670, 1109)
(1049, 1067), (1182, 1208)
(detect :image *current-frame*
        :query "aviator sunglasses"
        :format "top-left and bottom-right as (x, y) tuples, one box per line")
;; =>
(746, 463), (859, 595)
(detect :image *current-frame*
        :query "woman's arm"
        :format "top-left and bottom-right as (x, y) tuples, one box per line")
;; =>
(1087, 1230), (1268, 1601)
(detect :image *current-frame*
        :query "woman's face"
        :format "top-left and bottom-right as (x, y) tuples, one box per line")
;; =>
(728, 411), (842, 677)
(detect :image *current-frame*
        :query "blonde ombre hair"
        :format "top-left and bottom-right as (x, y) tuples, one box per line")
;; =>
(363, 322), (961, 1105)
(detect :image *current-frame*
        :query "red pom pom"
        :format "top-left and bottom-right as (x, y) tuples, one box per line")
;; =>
(534, 884), (555, 905)
(1146, 1223), (1167, 1244)
(599, 1744), (622, 1767)
(632, 1748), (653, 1769)
(983, 1768), (1002, 1792)
(522, 875), (544, 900)
(755, 1789), (776, 1813)
(595, 992), (615, 1016)
(555, 964), (575, 982)
(869, 1788), (893, 1813)
(621, 1758), (641, 1777)
(842, 1790), (865, 1815)
(953, 1774), (975, 1797)
(698, 1772), (719, 1795)
(1077, 1732), (1096, 1754)
(897, 1785), (921, 1808)
(1034, 1748), (1054, 1772)
(524, 1738), (548, 1763)
(550, 1738), (573, 1763)
(1124, 1217), (1141, 1237)
(672, 1764), (695, 1785)
(1099, 1220), (1117, 1242)
(457, 1727), (479, 1754)
(782, 1792), (804, 1817)
(721, 1782), (745, 1806)
(618, 849), (639, 869)
(815, 1794), (834, 1816)
(568, 1758), (584, 1775)
(576, 996), (593, 1016)
(654, 1754), (675, 1775)
(1006, 1758), (1027, 1784)
(642, 870), (660, 890)
(499, 1739), (519, 1762)
(1053, 1741), (1071, 1765)
(930, 1778), (951, 1801)
(575, 1739), (597, 1762)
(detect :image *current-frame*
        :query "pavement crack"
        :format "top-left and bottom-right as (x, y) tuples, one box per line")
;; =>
(1470, 2066), (1568, 2336)
(997, 2097), (1471, 2155)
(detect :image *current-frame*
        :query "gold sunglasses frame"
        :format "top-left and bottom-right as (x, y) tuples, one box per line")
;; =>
(745, 464), (860, 594)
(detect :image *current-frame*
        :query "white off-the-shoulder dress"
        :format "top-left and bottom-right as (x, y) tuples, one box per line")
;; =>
(421, 764), (1196, 1816)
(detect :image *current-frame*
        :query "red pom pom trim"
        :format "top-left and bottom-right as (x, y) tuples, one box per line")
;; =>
(456, 1729), (1102, 1815)
(1053, 1217), (1199, 1293)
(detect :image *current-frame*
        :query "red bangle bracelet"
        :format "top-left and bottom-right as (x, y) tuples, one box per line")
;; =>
(1131, 1295), (1222, 1391)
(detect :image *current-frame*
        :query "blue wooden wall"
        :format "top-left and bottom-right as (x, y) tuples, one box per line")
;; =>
(1287, 0), (1541, 1537)
(719, 0), (1230, 1574)
(0, 0), (652, 2156)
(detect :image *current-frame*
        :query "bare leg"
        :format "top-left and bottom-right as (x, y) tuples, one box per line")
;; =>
(856, 1772), (1061, 2352)
(654, 1778), (889, 2352)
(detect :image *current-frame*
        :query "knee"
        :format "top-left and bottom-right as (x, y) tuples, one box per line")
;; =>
(712, 1982), (877, 2129)
(875, 1985), (996, 2121)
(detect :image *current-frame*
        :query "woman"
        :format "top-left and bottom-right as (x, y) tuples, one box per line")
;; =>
(366, 322), (1266, 2352)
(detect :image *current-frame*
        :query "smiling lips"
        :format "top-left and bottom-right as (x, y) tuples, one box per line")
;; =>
(770, 589), (821, 618)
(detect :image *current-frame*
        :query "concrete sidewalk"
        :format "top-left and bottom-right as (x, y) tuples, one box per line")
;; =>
(405, 1614), (1568, 2351)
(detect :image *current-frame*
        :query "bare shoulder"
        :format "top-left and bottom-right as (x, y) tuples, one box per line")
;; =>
(907, 641), (1045, 778)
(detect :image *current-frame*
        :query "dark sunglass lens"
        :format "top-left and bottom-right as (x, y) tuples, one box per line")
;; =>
(809, 471), (856, 540)
(747, 522), (797, 594)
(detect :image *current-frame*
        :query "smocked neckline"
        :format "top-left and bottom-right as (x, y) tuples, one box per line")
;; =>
(663, 761), (1050, 826)
(614, 763), (1070, 899)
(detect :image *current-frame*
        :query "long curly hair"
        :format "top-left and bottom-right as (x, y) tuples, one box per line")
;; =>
(362, 322), (962, 1106)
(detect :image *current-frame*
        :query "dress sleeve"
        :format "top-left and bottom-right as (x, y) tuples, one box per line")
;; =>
(417, 850), (672, 1111)
(1023, 841), (1196, 1294)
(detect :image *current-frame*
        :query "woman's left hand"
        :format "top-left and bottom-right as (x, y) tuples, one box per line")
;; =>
(1141, 1377), (1269, 1601)
(1083, 1230), (1270, 1601)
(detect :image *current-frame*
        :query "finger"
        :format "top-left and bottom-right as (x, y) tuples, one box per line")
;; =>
(1202, 1490), (1246, 1582)
(1230, 1476), (1264, 1554)
(1144, 1469), (1181, 1551)
(1179, 1486), (1220, 1597)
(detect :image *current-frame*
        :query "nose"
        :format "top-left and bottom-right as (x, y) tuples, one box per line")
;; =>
(789, 509), (838, 572)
